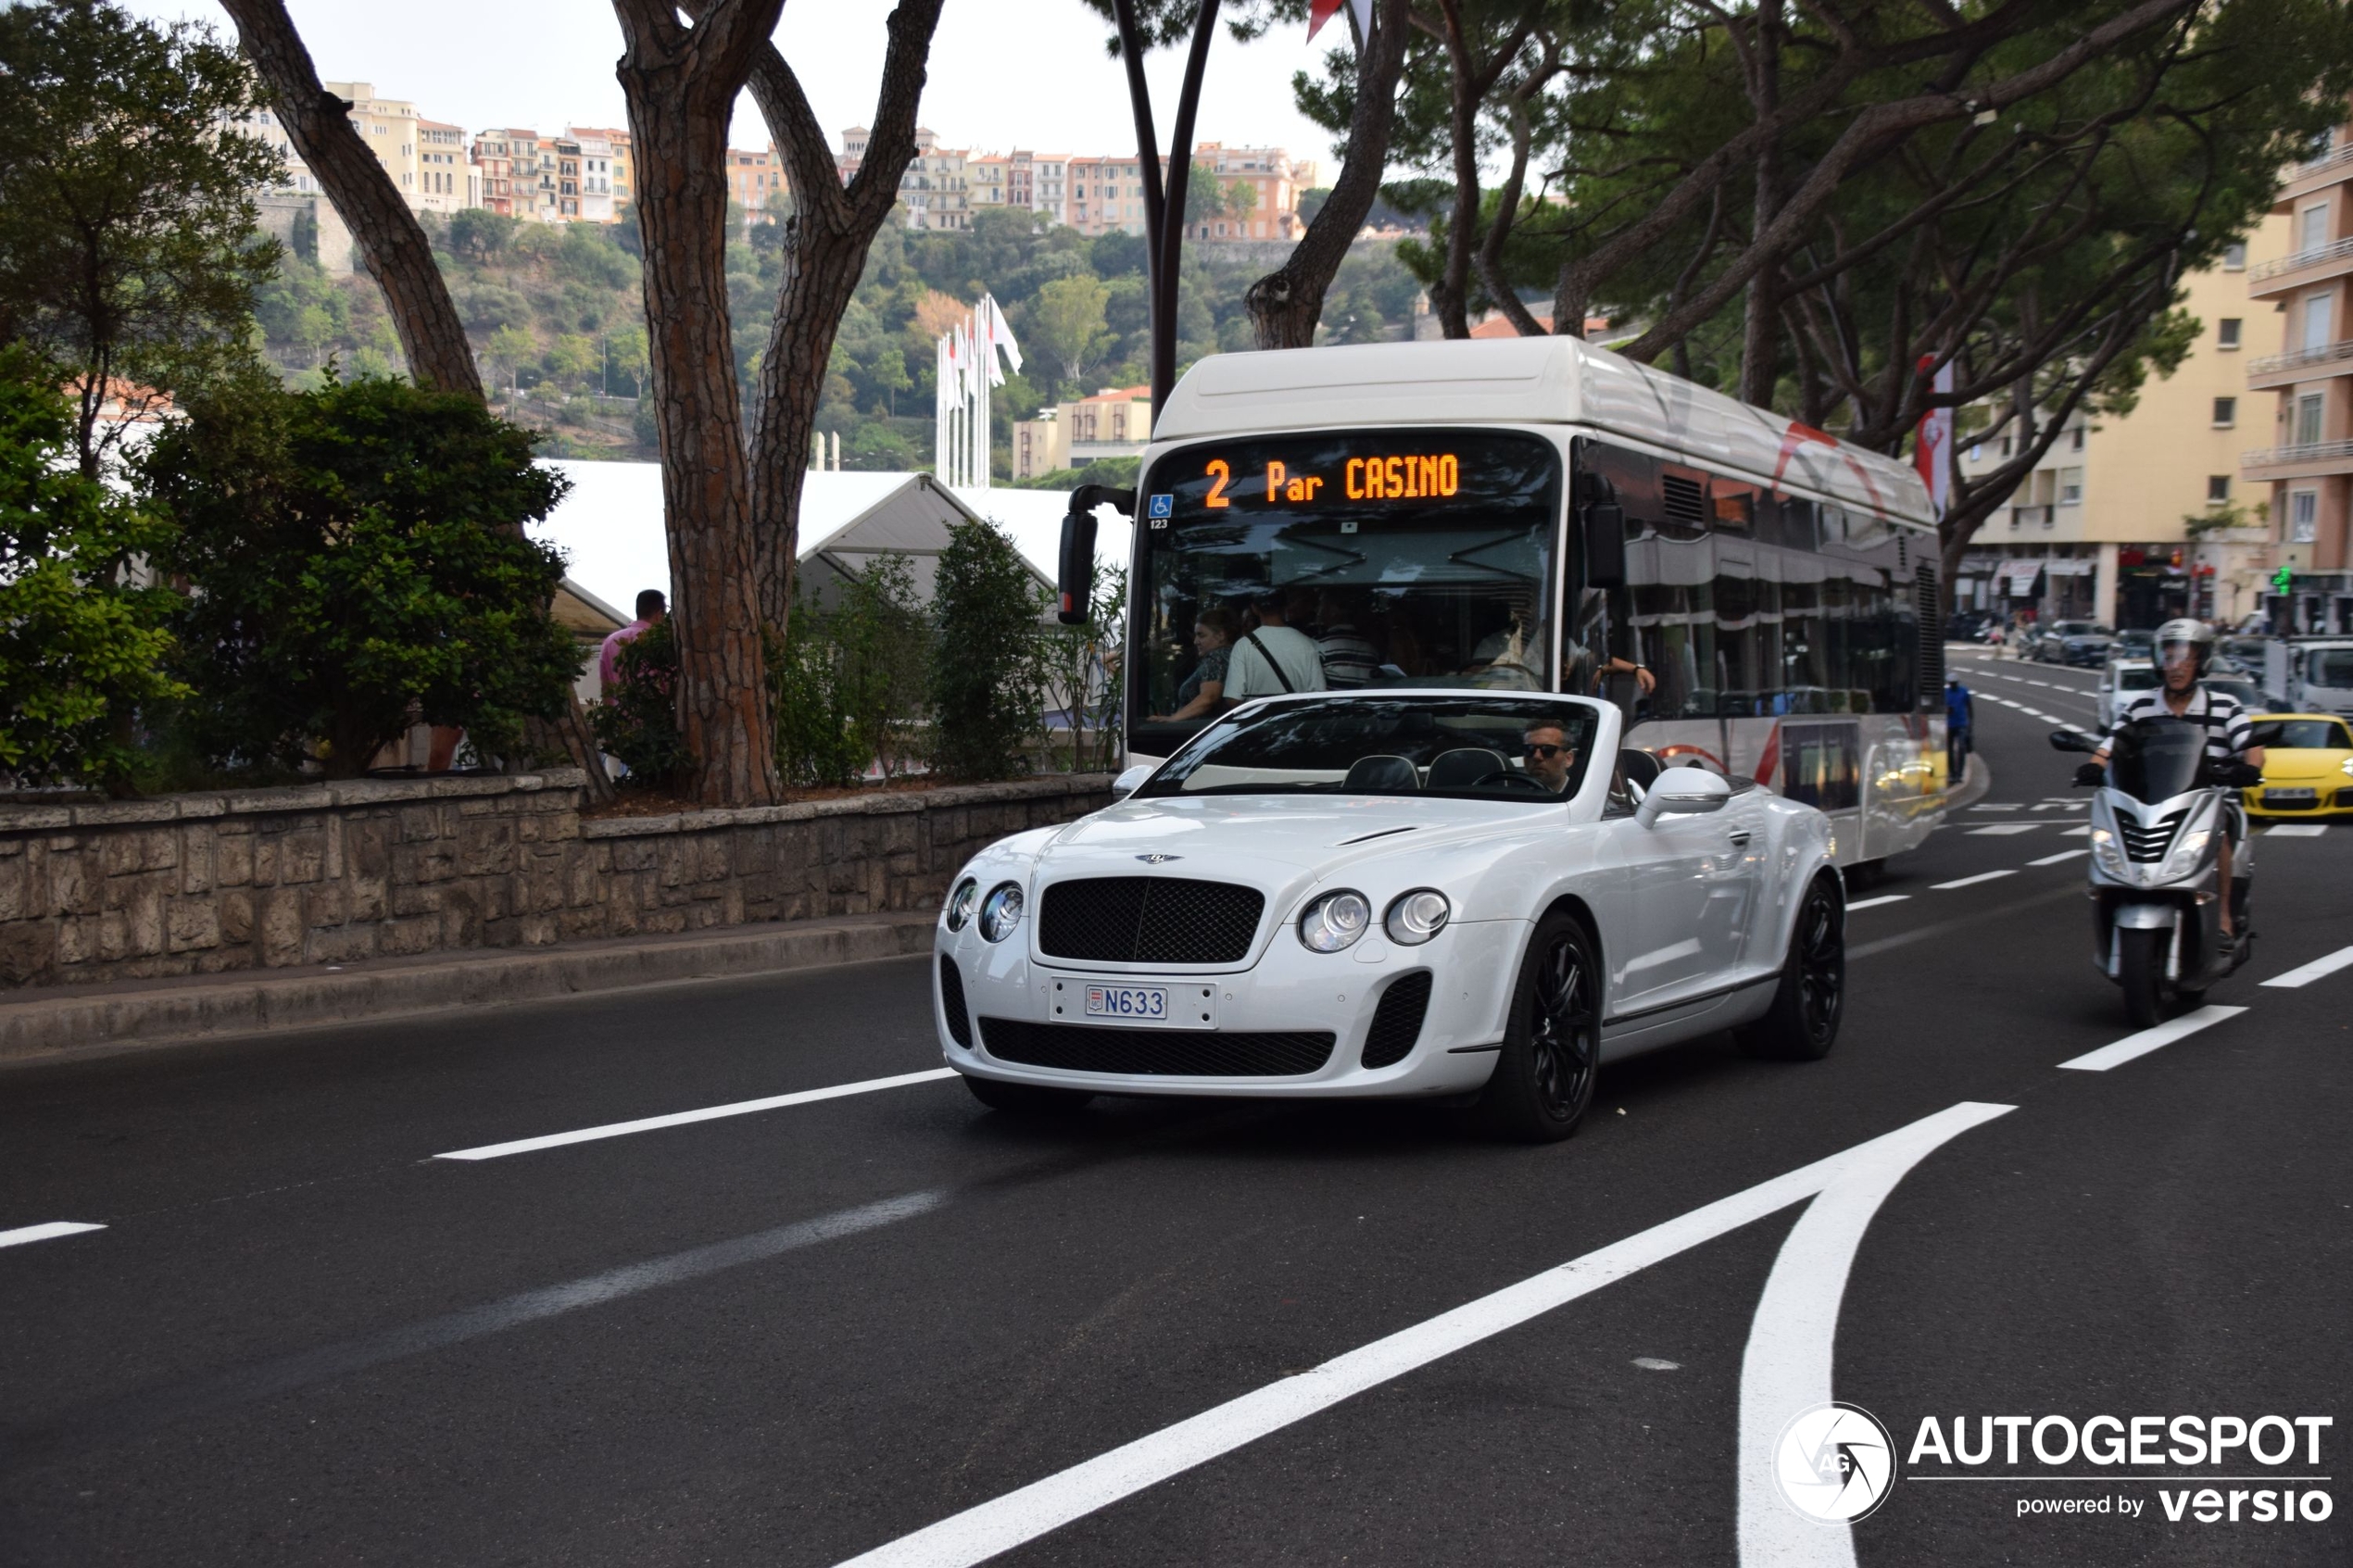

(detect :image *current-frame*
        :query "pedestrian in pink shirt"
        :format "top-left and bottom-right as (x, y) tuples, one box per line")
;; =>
(599, 589), (667, 691)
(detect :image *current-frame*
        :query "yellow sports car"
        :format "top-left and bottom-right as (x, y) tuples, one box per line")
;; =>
(2244, 713), (2353, 819)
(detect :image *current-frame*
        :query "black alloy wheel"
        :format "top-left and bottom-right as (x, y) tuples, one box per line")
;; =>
(1737, 874), (1844, 1061)
(1475, 911), (1601, 1142)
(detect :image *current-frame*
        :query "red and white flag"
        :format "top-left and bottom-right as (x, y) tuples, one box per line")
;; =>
(1308, 0), (1376, 44)
(1912, 353), (1953, 518)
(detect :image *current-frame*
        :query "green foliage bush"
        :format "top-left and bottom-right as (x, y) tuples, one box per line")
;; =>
(926, 521), (1051, 782)
(587, 619), (691, 788)
(771, 554), (929, 788)
(143, 370), (580, 777)
(0, 349), (185, 788)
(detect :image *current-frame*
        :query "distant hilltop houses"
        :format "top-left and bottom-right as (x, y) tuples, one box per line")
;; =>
(237, 88), (1320, 270)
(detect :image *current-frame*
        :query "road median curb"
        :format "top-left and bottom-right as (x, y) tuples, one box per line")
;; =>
(0, 912), (939, 1065)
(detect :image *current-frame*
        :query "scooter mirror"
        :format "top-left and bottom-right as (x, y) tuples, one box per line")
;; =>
(2048, 728), (2098, 753)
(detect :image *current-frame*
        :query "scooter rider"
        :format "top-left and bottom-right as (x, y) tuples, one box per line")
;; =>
(2081, 619), (2265, 938)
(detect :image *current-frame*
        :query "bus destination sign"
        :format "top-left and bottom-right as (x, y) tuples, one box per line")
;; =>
(1199, 451), (1464, 508)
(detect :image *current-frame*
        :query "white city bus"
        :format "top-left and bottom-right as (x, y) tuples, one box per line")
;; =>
(1070, 335), (1952, 871)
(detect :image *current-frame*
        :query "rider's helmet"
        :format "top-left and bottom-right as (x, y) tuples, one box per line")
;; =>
(2153, 617), (2214, 682)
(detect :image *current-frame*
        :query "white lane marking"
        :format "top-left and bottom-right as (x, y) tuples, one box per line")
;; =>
(2025, 680), (2051, 687)
(1737, 1103), (2015, 1568)
(1967, 823), (2041, 836)
(2027, 848), (2087, 866)
(828, 1103), (2017, 1568)
(2262, 945), (2353, 989)
(1969, 804), (2022, 812)
(0, 1221), (106, 1250)
(435, 1069), (960, 1161)
(2066, 826), (2093, 836)
(1632, 1357), (1681, 1372)
(1843, 895), (1910, 911)
(2266, 822), (2328, 837)
(1931, 870), (2018, 890)
(2057, 1006), (2247, 1073)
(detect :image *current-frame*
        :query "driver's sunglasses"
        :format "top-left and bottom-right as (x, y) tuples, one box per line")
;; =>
(1523, 743), (1564, 759)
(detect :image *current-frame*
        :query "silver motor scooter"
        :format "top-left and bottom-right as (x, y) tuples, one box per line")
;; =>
(2048, 718), (2261, 1027)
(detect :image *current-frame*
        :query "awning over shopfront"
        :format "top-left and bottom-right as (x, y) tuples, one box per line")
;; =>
(1995, 558), (2045, 596)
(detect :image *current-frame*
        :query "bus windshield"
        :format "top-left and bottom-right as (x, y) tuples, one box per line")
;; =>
(1129, 431), (1561, 754)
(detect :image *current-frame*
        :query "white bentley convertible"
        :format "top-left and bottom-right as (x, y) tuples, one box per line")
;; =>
(933, 693), (1845, 1141)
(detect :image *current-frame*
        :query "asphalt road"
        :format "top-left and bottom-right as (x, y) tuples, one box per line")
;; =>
(3, 646), (2348, 1568)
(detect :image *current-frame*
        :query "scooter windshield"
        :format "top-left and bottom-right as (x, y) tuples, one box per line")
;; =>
(2108, 718), (2206, 803)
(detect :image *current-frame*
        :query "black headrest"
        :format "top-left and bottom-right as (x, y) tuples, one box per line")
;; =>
(1342, 755), (1420, 793)
(1427, 747), (1507, 787)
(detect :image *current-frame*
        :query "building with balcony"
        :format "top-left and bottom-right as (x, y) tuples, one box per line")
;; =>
(1957, 221), (2285, 628)
(417, 119), (471, 214)
(2246, 119), (2353, 631)
(726, 145), (785, 222)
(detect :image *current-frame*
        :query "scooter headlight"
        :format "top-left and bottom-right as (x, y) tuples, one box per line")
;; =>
(2089, 825), (2126, 875)
(1298, 890), (1371, 953)
(978, 883), (1025, 943)
(2161, 829), (2211, 880)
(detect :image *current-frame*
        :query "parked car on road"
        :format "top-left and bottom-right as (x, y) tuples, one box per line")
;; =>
(2096, 659), (2158, 729)
(2112, 628), (2155, 660)
(2243, 713), (2353, 819)
(934, 692), (1846, 1142)
(1946, 608), (1993, 644)
(2041, 621), (2115, 667)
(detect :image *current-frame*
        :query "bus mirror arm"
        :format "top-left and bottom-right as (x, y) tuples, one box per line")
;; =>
(1584, 502), (1626, 588)
(1059, 484), (1135, 625)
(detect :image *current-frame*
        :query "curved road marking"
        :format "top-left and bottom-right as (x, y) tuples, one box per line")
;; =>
(1737, 1101), (2013, 1567)
(828, 1103), (2017, 1568)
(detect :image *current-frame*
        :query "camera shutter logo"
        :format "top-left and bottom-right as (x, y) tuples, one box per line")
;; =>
(1773, 1402), (1897, 1524)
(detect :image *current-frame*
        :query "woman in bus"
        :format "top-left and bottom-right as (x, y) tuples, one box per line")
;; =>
(1151, 606), (1236, 723)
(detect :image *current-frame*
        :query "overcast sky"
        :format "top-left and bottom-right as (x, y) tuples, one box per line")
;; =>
(123, 1), (1351, 175)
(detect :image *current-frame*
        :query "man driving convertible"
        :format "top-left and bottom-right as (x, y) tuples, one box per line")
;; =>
(2082, 619), (2265, 939)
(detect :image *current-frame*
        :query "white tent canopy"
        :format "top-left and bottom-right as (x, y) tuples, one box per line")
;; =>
(535, 461), (1132, 616)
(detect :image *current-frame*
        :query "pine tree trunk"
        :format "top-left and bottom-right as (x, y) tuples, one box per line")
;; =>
(617, 4), (784, 809)
(1245, 0), (1412, 349)
(224, 0), (616, 803)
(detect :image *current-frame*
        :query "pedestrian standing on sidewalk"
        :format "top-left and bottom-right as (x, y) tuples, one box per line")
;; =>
(599, 589), (666, 692)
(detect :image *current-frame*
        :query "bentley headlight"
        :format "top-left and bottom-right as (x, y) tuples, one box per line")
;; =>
(1384, 889), (1451, 945)
(1298, 890), (1371, 953)
(943, 877), (979, 932)
(2089, 825), (2125, 875)
(2162, 829), (2211, 880)
(978, 882), (1025, 943)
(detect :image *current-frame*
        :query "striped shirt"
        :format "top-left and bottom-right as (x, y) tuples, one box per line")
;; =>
(2106, 684), (2253, 766)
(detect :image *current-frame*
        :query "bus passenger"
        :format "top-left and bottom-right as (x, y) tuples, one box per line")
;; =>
(1315, 592), (1380, 688)
(1227, 591), (1327, 699)
(1151, 607), (1234, 723)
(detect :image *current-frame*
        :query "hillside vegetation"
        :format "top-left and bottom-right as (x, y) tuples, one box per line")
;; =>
(252, 201), (1423, 471)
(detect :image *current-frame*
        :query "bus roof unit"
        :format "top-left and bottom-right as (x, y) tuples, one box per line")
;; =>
(1152, 337), (1934, 531)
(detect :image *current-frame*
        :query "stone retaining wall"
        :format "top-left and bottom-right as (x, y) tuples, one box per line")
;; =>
(0, 771), (1114, 989)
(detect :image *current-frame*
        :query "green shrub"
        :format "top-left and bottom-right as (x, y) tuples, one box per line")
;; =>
(926, 520), (1051, 782)
(772, 553), (929, 787)
(0, 348), (186, 789)
(143, 369), (579, 777)
(588, 619), (691, 788)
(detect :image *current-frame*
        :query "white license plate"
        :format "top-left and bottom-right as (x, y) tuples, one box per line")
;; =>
(1052, 978), (1217, 1028)
(2268, 788), (2317, 802)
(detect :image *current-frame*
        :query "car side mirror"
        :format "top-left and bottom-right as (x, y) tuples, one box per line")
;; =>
(1111, 763), (1152, 799)
(1635, 766), (1730, 828)
(2048, 728), (2099, 754)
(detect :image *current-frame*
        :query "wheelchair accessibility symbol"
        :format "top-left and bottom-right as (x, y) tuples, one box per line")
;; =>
(1148, 493), (1174, 520)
